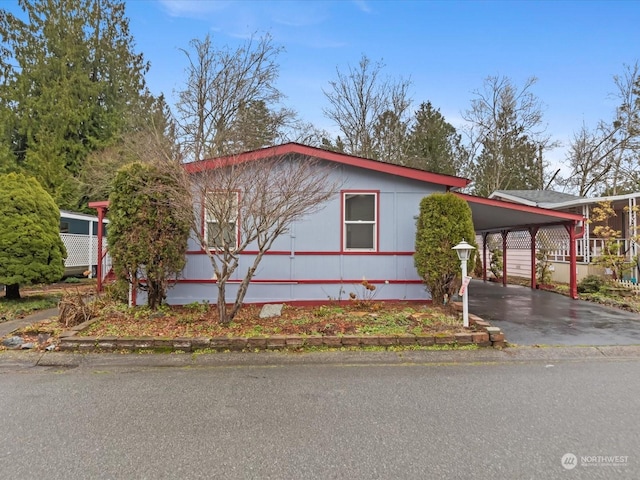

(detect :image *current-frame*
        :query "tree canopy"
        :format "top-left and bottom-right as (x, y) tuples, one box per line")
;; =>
(463, 76), (550, 197)
(323, 55), (412, 161)
(0, 0), (152, 209)
(0, 172), (66, 299)
(405, 101), (468, 176)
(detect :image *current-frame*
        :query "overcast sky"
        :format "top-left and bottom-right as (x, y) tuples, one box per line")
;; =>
(6, 0), (640, 174)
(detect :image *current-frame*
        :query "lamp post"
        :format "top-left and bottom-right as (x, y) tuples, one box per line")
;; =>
(452, 239), (476, 328)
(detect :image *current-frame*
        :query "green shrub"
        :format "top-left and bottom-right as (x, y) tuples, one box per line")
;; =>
(108, 162), (191, 309)
(414, 192), (476, 305)
(0, 172), (67, 299)
(577, 275), (606, 294)
(489, 248), (503, 279)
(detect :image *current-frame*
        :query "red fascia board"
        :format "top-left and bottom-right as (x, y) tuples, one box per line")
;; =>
(184, 142), (470, 189)
(455, 192), (585, 222)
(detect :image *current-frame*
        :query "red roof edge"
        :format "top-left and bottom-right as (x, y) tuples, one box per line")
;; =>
(184, 142), (471, 189)
(455, 192), (585, 221)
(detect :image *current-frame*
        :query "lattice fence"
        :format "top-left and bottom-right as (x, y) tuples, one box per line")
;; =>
(60, 233), (106, 268)
(477, 227), (573, 279)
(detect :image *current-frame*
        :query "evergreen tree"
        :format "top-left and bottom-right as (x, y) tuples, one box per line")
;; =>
(414, 193), (476, 306)
(0, 172), (66, 299)
(0, 0), (151, 208)
(108, 162), (191, 309)
(405, 101), (467, 176)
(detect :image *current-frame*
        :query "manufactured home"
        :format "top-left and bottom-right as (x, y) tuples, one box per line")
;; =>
(90, 144), (585, 303)
(59, 210), (107, 277)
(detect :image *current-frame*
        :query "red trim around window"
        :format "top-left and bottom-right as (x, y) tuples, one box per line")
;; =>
(340, 190), (380, 253)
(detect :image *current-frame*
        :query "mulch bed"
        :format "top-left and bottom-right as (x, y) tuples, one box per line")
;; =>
(77, 301), (470, 339)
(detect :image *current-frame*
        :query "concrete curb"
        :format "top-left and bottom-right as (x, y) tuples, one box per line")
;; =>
(2, 345), (640, 371)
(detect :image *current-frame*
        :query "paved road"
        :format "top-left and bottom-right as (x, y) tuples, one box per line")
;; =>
(1, 357), (639, 479)
(468, 280), (640, 346)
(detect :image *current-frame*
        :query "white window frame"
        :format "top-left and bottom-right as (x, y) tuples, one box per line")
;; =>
(205, 191), (239, 250)
(343, 192), (378, 252)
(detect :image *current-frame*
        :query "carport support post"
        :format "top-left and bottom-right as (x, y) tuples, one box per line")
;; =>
(501, 230), (508, 287)
(88, 201), (109, 293)
(565, 222), (578, 299)
(529, 226), (539, 290)
(482, 233), (489, 281)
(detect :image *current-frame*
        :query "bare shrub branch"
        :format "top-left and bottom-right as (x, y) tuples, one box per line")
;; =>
(189, 153), (341, 323)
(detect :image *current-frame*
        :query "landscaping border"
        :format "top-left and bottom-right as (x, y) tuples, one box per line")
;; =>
(56, 304), (505, 352)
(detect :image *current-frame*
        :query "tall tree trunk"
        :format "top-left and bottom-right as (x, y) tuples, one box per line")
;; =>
(5, 284), (20, 300)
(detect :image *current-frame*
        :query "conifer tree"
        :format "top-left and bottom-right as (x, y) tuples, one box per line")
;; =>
(0, 172), (66, 299)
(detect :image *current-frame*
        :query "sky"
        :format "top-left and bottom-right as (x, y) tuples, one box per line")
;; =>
(7, 0), (640, 175)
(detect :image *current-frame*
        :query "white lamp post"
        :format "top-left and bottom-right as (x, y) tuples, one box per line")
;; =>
(452, 239), (476, 328)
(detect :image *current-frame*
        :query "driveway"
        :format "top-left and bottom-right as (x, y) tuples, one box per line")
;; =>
(468, 280), (640, 346)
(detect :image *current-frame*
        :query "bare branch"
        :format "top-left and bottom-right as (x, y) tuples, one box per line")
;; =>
(188, 153), (341, 323)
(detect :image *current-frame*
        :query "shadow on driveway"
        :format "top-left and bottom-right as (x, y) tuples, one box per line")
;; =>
(467, 280), (640, 346)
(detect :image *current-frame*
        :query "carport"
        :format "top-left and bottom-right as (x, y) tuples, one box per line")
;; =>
(455, 193), (585, 299)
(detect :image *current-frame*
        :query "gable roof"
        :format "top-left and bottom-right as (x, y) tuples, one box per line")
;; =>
(184, 142), (471, 189)
(489, 189), (583, 207)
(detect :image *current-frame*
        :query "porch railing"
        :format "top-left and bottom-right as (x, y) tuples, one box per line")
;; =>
(548, 238), (637, 263)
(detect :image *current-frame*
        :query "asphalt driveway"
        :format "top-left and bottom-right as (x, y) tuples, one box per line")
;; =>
(467, 280), (640, 346)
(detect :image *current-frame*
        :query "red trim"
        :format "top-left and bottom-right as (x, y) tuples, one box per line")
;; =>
(184, 142), (470, 188)
(530, 226), (539, 289)
(340, 190), (380, 253)
(88, 202), (109, 292)
(185, 250), (415, 256)
(566, 222), (579, 299)
(455, 192), (584, 222)
(481, 232), (488, 282)
(501, 230), (508, 287)
(174, 278), (423, 285)
(241, 299), (433, 307)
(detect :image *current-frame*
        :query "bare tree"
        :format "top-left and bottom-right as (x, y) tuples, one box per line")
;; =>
(323, 55), (412, 160)
(562, 123), (615, 196)
(174, 33), (292, 161)
(189, 153), (340, 323)
(559, 63), (640, 196)
(463, 76), (553, 197)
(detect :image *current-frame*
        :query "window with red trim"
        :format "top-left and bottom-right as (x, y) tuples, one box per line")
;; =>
(343, 192), (377, 251)
(205, 191), (239, 249)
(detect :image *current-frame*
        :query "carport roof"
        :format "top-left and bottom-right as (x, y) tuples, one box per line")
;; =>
(455, 193), (585, 233)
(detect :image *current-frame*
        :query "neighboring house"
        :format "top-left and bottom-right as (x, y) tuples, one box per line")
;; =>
(488, 190), (639, 283)
(59, 210), (108, 277)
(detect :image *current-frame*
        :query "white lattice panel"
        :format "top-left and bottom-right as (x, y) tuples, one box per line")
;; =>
(60, 233), (100, 267)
